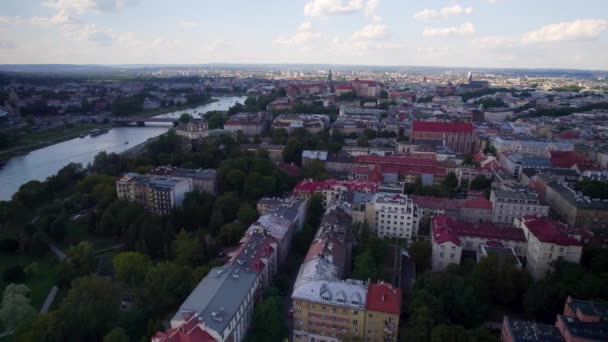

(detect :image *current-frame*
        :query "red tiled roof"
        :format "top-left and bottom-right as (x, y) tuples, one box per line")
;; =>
(459, 198), (492, 210)
(335, 84), (353, 90)
(549, 151), (586, 168)
(412, 121), (473, 134)
(355, 154), (439, 167)
(293, 179), (379, 195)
(558, 131), (579, 140)
(520, 216), (583, 246)
(432, 215), (526, 243)
(365, 282), (402, 315)
(153, 313), (217, 342)
(411, 195), (459, 211)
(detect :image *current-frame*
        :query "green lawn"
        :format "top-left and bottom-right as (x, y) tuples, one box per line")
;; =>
(0, 252), (59, 310)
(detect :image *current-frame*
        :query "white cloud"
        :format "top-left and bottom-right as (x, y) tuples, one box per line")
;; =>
(43, 0), (138, 14)
(472, 36), (519, 48)
(371, 15), (382, 22)
(274, 23), (322, 47)
(364, 0), (380, 17)
(0, 41), (16, 49)
(176, 20), (200, 29)
(414, 4), (473, 20)
(304, 0), (364, 16)
(298, 21), (312, 31)
(352, 24), (389, 40)
(422, 22), (475, 37)
(521, 19), (608, 43)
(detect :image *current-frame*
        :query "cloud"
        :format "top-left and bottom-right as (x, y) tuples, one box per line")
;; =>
(0, 41), (16, 49)
(333, 36), (403, 52)
(274, 23), (321, 47)
(43, 0), (138, 14)
(176, 20), (200, 29)
(414, 4), (473, 20)
(521, 19), (608, 43)
(474, 19), (608, 49)
(352, 24), (389, 40)
(304, 0), (364, 16)
(423, 22), (475, 37)
(364, 0), (380, 17)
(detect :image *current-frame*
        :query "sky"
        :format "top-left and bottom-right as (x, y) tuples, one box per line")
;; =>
(0, 0), (607, 70)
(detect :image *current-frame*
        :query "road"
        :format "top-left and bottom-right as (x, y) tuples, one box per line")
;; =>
(50, 244), (67, 261)
(40, 286), (59, 313)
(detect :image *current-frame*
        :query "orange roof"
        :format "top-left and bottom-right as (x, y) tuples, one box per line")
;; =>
(365, 282), (402, 315)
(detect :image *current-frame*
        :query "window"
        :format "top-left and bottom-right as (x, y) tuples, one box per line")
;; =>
(353, 320), (358, 325)
(450, 253), (455, 260)
(439, 252), (444, 258)
(353, 310), (358, 315)
(368, 314), (374, 318)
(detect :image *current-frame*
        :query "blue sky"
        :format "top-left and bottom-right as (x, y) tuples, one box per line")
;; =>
(0, 0), (607, 69)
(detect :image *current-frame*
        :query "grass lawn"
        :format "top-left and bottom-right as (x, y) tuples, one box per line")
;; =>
(0, 252), (58, 310)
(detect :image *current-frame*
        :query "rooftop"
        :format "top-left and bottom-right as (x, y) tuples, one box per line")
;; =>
(171, 266), (258, 336)
(412, 121), (473, 134)
(504, 316), (565, 342)
(365, 282), (402, 315)
(433, 215), (526, 245)
(519, 216), (583, 246)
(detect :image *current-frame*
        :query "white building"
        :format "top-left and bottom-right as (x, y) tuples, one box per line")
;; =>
(492, 137), (573, 157)
(514, 216), (583, 280)
(490, 189), (550, 226)
(369, 193), (420, 240)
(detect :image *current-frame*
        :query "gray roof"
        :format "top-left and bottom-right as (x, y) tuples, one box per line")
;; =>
(493, 189), (542, 203)
(171, 265), (258, 335)
(505, 317), (564, 342)
(549, 183), (608, 209)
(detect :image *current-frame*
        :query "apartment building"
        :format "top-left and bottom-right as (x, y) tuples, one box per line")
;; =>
(431, 215), (527, 271)
(161, 266), (261, 342)
(241, 143), (285, 162)
(368, 193), (420, 240)
(291, 205), (402, 342)
(490, 189), (550, 226)
(514, 216), (583, 280)
(116, 173), (191, 215)
(293, 179), (379, 207)
(272, 114), (330, 134)
(175, 119), (209, 140)
(149, 166), (218, 195)
(256, 196), (308, 230)
(223, 112), (267, 136)
(544, 182), (608, 230)
(499, 151), (552, 178)
(492, 136), (573, 157)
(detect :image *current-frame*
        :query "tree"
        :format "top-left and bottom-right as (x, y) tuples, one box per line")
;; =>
(238, 204), (258, 226)
(356, 135), (369, 147)
(0, 284), (36, 330)
(217, 223), (245, 246)
(283, 138), (303, 165)
(225, 169), (246, 192)
(406, 306), (433, 342)
(306, 194), (324, 228)
(409, 241), (432, 273)
(179, 113), (192, 124)
(173, 230), (203, 266)
(58, 242), (97, 287)
(244, 173), (276, 199)
(380, 90), (389, 99)
(140, 262), (192, 315)
(301, 160), (330, 180)
(441, 172), (458, 189)
(113, 251), (152, 289)
(352, 250), (377, 280)
(248, 295), (285, 342)
(103, 327), (130, 342)
(470, 175), (492, 190)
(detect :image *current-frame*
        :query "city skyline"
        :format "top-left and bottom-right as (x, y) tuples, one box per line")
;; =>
(0, 0), (607, 70)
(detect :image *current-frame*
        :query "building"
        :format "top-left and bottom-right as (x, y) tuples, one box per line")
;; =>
(477, 244), (522, 269)
(431, 215), (527, 271)
(544, 182), (608, 230)
(116, 173), (191, 215)
(411, 196), (492, 224)
(291, 206), (402, 342)
(256, 196), (308, 230)
(352, 79), (380, 97)
(272, 114), (330, 134)
(149, 166), (218, 195)
(484, 108), (514, 123)
(223, 112), (267, 136)
(410, 121), (476, 154)
(241, 143), (285, 162)
(176, 119), (209, 140)
(501, 296), (608, 342)
(499, 151), (552, 178)
(492, 137), (573, 157)
(368, 193), (420, 240)
(166, 266), (261, 342)
(293, 179), (379, 207)
(514, 216), (583, 280)
(246, 214), (295, 264)
(227, 231), (278, 288)
(490, 189), (550, 226)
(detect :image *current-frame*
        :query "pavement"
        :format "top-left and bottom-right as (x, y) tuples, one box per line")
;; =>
(40, 286), (59, 313)
(50, 244), (67, 261)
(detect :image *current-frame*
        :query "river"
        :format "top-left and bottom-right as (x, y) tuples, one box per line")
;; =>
(0, 96), (246, 200)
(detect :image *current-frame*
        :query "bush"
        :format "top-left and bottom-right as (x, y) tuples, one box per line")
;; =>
(3, 265), (25, 283)
(24, 262), (40, 277)
(0, 238), (19, 253)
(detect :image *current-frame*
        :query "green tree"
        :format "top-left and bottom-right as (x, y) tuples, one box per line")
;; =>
(173, 230), (203, 266)
(248, 296), (285, 342)
(283, 138), (303, 165)
(179, 113), (192, 124)
(225, 169), (246, 192)
(140, 262), (192, 315)
(406, 305), (433, 342)
(441, 172), (458, 189)
(217, 223), (245, 246)
(306, 194), (324, 228)
(470, 175), (492, 190)
(301, 160), (330, 180)
(0, 284), (36, 330)
(238, 204), (258, 226)
(356, 135), (369, 147)
(58, 242), (97, 287)
(352, 250), (377, 280)
(380, 90), (389, 99)
(112, 251), (152, 289)
(103, 327), (130, 342)
(409, 241), (432, 274)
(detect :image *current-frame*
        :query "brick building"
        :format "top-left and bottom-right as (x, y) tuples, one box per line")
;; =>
(410, 121), (476, 154)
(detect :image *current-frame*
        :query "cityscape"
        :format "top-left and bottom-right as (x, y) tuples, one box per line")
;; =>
(1, 1), (608, 342)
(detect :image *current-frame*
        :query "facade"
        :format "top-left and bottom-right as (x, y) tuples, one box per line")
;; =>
(410, 121), (476, 154)
(544, 182), (608, 230)
(514, 216), (583, 280)
(272, 114), (330, 134)
(411, 195), (492, 223)
(223, 112), (267, 136)
(245, 214), (295, 264)
(149, 166), (218, 195)
(291, 206), (402, 342)
(492, 137), (573, 157)
(293, 179), (379, 207)
(175, 119), (209, 140)
(369, 193), (420, 240)
(490, 189), (550, 226)
(241, 143), (285, 162)
(431, 215), (527, 271)
(116, 173), (191, 215)
(499, 151), (552, 177)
